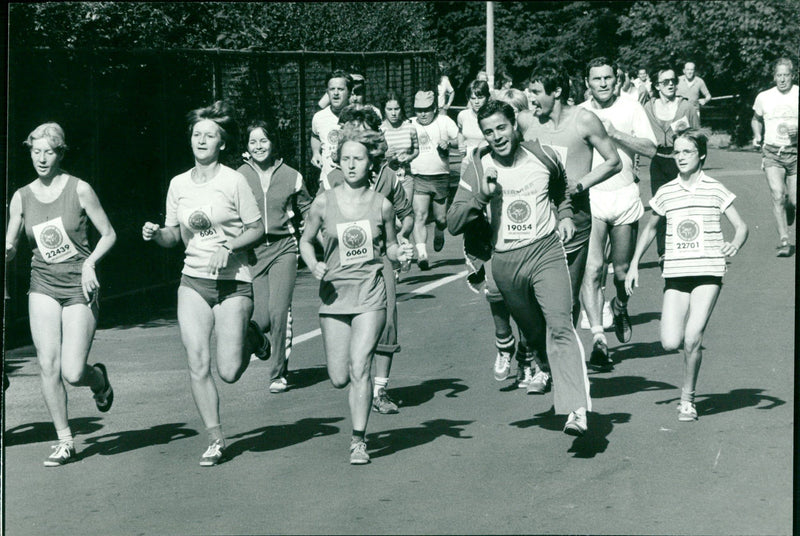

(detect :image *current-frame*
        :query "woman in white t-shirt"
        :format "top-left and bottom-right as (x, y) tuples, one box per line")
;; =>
(457, 80), (491, 177)
(142, 101), (265, 467)
(437, 62), (455, 116)
(626, 130), (748, 423)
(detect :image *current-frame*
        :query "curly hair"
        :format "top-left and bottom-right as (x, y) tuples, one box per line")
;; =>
(333, 127), (387, 166)
(337, 104), (382, 131)
(186, 100), (238, 147)
(24, 122), (68, 153)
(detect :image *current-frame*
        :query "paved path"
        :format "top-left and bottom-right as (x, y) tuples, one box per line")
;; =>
(2, 149), (794, 535)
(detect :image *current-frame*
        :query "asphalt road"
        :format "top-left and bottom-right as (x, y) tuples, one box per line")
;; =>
(2, 148), (795, 535)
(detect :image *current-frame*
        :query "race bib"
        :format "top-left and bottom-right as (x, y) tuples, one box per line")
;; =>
(337, 220), (374, 266)
(186, 205), (225, 244)
(672, 212), (704, 258)
(418, 132), (433, 152)
(32, 217), (78, 263)
(501, 193), (537, 241)
(670, 116), (691, 133)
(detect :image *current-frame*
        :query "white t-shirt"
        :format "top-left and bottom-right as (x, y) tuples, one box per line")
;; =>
(165, 165), (261, 282)
(753, 85), (799, 147)
(438, 76), (454, 109)
(311, 106), (342, 179)
(580, 96), (657, 191)
(457, 108), (485, 152)
(410, 115), (459, 176)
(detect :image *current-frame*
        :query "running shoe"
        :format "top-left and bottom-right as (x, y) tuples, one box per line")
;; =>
(677, 401), (698, 422)
(611, 297), (632, 343)
(349, 440), (370, 465)
(269, 377), (288, 393)
(418, 255), (430, 271)
(589, 339), (613, 372)
(199, 439), (225, 467)
(493, 348), (513, 381)
(527, 368), (551, 395)
(92, 363), (114, 413)
(516, 363), (533, 389)
(248, 321), (271, 361)
(372, 388), (399, 414)
(563, 408), (587, 436)
(776, 238), (792, 257)
(433, 227), (445, 252)
(44, 440), (76, 467)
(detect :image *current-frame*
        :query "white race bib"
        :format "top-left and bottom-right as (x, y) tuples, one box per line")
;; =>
(337, 220), (374, 266)
(670, 116), (691, 133)
(32, 217), (78, 263)
(672, 212), (704, 258)
(186, 205), (225, 244)
(501, 193), (537, 241)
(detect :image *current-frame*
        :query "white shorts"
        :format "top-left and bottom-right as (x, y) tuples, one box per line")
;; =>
(589, 182), (644, 226)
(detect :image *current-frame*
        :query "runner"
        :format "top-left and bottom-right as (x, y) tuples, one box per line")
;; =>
(142, 101), (265, 466)
(626, 130), (748, 421)
(437, 62), (455, 116)
(380, 90), (419, 202)
(643, 66), (700, 265)
(457, 79), (491, 178)
(238, 120), (313, 394)
(311, 70), (352, 186)
(409, 90), (459, 270)
(299, 127), (413, 464)
(579, 57), (658, 371)
(5, 122), (117, 466)
(448, 100), (592, 436)
(323, 106), (415, 415)
(676, 61), (712, 116)
(517, 65), (621, 379)
(751, 57), (798, 257)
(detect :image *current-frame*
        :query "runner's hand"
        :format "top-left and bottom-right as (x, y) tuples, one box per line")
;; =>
(720, 242), (740, 257)
(142, 222), (160, 241)
(312, 261), (328, 280)
(480, 167), (499, 197)
(624, 267), (638, 296)
(81, 262), (99, 302)
(556, 218), (575, 243)
(311, 154), (322, 169)
(397, 242), (415, 262)
(207, 246), (230, 274)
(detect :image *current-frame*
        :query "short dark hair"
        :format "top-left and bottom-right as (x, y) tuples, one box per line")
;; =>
(380, 90), (408, 122)
(528, 65), (570, 103)
(650, 67), (677, 94)
(467, 79), (491, 99)
(338, 104), (382, 131)
(244, 120), (280, 158)
(585, 56), (617, 79)
(325, 70), (353, 91)
(674, 128), (709, 163)
(186, 100), (237, 147)
(476, 99), (516, 127)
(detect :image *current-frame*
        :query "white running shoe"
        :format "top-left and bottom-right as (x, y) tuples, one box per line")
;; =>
(493, 349), (513, 381)
(527, 368), (551, 394)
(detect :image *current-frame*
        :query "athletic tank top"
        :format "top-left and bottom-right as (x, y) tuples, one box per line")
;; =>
(19, 175), (92, 272)
(318, 188), (387, 314)
(523, 108), (593, 251)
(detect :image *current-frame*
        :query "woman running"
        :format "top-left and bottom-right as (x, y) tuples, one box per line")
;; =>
(299, 127), (413, 464)
(625, 130), (748, 421)
(5, 122), (117, 466)
(457, 80), (491, 178)
(238, 120), (313, 394)
(381, 90), (419, 202)
(142, 101), (265, 466)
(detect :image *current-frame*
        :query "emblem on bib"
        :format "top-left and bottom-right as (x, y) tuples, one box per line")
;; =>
(337, 220), (374, 266)
(507, 200), (531, 223)
(32, 217), (78, 263)
(673, 213), (704, 258)
(188, 210), (212, 231)
(39, 225), (64, 248)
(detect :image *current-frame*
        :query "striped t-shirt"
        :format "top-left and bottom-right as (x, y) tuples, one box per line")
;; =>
(381, 120), (415, 157)
(649, 172), (735, 278)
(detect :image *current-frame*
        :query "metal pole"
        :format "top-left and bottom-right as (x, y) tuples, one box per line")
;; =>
(486, 1), (495, 90)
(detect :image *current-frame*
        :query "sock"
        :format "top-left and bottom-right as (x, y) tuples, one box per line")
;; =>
(613, 280), (628, 307)
(374, 376), (388, 397)
(495, 334), (515, 353)
(56, 427), (74, 445)
(415, 243), (427, 258)
(351, 429), (366, 443)
(591, 326), (606, 344)
(681, 389), (695, 404)
(206, 424), (224, 446)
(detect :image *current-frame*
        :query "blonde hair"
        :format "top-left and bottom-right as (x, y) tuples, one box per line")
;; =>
(24, 122), (68, 153)
(495, 88), (529, 113)
(333, 127), (387, 166)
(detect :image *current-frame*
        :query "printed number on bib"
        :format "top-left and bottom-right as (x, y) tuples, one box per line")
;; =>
(32, 217), (78, 263)
(187, 206), (225, 244)
(501, 194), (537, 241)
(672, 212), (704, 258)
(337, 220), (374, 266)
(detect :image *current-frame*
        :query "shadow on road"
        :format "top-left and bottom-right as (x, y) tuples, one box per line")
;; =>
(657, 388), (786, 416)
(367, 419), (474, 459)
(589, 375), (677, 398)
(397, 273), (456, 286)
(610, 340), (678, 364)
(288, 366), (330, 390)
(80, 423), (199, 458)
(387, 378), (469, 408)
(224, 417), (344, 460)
(5, 417), (104, 447)
(432, 258), (466, 268)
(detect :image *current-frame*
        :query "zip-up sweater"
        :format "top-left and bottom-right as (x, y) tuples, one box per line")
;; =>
(237, 158), (313, 240)
(322, 163), (414, 222)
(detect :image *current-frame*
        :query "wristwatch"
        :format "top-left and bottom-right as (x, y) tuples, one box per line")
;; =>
(575, 182), (584, 194)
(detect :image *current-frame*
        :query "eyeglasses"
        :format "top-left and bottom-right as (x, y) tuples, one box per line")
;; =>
(659, 78), (677, 86)
(671, 149), (698, 158)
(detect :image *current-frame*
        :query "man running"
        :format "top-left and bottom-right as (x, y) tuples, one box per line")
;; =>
(579, 57), (657, 370)
(448, 99), (592, 436)
(752, 57), (798, 257)
(311, 70), (352, 187)
(676, 62), (712, 116)
(517, 65), (621, 379)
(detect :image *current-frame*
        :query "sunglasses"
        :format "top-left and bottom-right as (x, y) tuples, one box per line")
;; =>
(659, 78), (678, 86)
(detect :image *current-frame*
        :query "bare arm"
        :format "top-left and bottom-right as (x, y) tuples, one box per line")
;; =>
(720, 204), (748, 257)
(574, 110), (622, 191)
(605, 122), (657, 158)
(698, 80), (712, 106)
(751, 113), (764, 146)
(5, 192), (24, 262)
(77, 181), (117, 267)
(299, 195), (327, 280)
(310, 134), (322, 169)
(625, 212), (662, 295)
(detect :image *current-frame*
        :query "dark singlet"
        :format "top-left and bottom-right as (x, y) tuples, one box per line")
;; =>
(523, 108), (593, 252)
(318, 188), (387, 314)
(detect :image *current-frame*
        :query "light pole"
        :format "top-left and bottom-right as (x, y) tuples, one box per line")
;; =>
(486, 1), (494, 90)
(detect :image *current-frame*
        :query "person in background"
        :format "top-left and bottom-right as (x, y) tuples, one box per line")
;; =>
(457, 79), (491, 177)
(437, 62), (455, 116)
(381, 90), (419, 202)
(311, 70), (353, 186)
(676, 61), (712, 116)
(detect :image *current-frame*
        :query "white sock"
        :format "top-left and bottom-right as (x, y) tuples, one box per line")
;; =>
(374, 376), (388, 397)
(56, 427), (74, 445)
(591, 327), (606, 344)
(415, 243), (427, 258)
